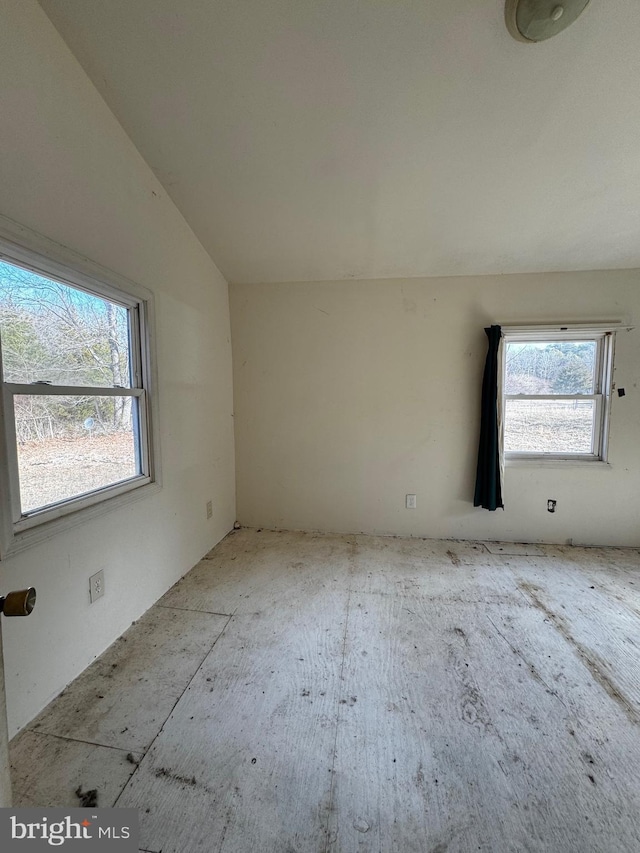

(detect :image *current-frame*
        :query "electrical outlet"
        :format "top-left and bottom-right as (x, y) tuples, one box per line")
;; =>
(206, 499), (213, 519)
(406, 494), (417, 509)
(89, 569), (105, 603)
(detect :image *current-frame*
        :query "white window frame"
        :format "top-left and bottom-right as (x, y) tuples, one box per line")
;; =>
(501, 324), (617, 464)
(0, 217), (160, 558)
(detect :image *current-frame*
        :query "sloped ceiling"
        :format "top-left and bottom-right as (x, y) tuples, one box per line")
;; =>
(38, 0), (640, 284)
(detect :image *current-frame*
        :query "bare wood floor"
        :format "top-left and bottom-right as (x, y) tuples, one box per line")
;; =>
(10, 529), (640, 852)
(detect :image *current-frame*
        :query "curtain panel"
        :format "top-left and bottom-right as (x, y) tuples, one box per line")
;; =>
(474, 325), (504, 511)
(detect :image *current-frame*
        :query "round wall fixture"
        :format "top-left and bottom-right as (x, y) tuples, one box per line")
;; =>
(506, 0), (592, 42)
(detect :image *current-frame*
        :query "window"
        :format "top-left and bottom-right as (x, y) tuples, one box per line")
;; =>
(0, 231), (157, 554)
(502, 325), (615, 462)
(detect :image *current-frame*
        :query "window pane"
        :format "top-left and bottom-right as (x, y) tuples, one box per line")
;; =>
(504, 399), (595, 454)
(505, 341), (596, 395)
(15, 394), (140, 513)
(0, 259), (131, 387)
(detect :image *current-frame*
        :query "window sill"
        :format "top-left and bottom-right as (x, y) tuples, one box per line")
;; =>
(1, 479), (161, 560)
(505, 457), (612, 470)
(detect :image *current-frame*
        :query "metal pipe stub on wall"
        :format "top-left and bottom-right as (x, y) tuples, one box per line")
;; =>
(506, 0), (592, 42)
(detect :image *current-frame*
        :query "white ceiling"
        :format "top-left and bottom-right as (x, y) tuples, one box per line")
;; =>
(38, 0), (640, 284)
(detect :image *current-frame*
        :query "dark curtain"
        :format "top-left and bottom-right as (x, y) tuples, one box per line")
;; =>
(474, 325), (504, 511)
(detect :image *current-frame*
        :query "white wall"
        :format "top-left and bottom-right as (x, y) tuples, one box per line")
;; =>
(0, 0), (235, 734)
(231, 271), (640, 547)
(0, 629), (10, 805)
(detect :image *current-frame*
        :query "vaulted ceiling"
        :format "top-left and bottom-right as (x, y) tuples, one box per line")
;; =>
(38, 0), (640, 284)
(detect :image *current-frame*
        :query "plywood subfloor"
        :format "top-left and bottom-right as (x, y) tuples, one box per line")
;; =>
(10, 529), (640, 852)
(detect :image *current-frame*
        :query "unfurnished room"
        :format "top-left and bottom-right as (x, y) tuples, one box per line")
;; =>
(0, 1), (639, 851)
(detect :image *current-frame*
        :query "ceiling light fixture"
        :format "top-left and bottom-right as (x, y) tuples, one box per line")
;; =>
(505, 0), (592, 42)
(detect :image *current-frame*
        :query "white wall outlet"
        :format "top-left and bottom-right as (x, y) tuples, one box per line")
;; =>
(206, 499), (213, 519)
(406, 494), (417, 509)
(89, 569), (105, 603)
